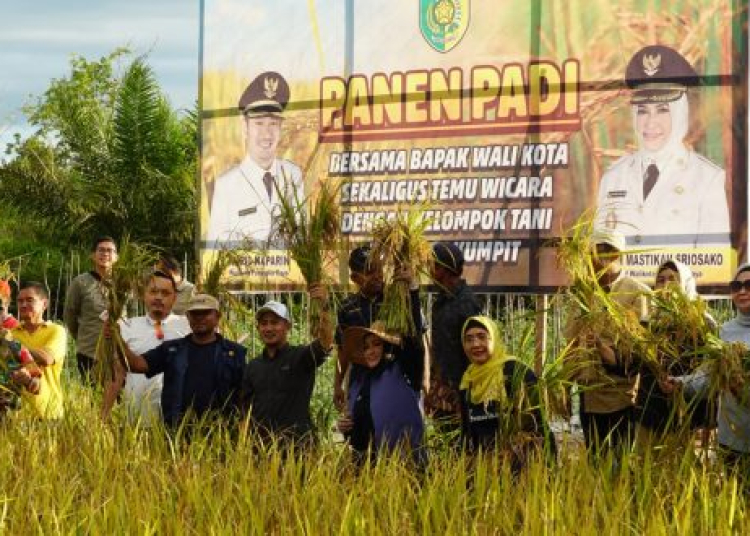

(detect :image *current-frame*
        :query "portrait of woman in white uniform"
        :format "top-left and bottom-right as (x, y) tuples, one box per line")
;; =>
(595, 45), (730, 248)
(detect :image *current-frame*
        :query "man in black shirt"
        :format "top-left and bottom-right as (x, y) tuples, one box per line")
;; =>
(119, 294), (246, 427)
(242, 283), (333, 445)
(427, 242), (482, 431)
(333, 246), (384, 409)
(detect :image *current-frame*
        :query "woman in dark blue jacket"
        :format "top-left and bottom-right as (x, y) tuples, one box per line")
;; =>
(337, 319), (424, 464)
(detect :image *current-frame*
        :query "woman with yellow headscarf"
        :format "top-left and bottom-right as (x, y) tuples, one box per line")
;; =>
(459, 316), (554, 465)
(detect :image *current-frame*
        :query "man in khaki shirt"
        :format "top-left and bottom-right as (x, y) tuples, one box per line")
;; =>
(568, 229), (651, 454)
(64, 236), (118, 385)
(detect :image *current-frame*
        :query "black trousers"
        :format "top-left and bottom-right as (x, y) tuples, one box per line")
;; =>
(76, 353), (97, 386)
(580, 407), (635, 456)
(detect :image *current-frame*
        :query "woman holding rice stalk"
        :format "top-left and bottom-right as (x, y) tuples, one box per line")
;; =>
(337, 291), (425, 466)
(636, 260), (716, 446)
(459, 316), (554, 471)
(669, 265), (750, 475)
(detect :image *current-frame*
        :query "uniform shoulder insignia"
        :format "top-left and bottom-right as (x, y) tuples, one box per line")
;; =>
(605, 154), (633, 172)
(215, 164), (243, 184)
(692, 152), (723, 173)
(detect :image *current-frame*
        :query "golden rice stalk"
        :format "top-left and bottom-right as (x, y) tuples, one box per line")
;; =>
(707, 340), (750, 404)
(199, 247), (254, 340)
(370, 203), (433, 337)
(94, 237), (158, 386)
(0, 260), (15, 283)
(648, 287), (718, 372)
(272, 177), (341, 336)
(554, 213), (658, 377)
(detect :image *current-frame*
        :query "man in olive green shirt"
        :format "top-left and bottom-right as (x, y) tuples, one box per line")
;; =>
(63, 236), (118, 384)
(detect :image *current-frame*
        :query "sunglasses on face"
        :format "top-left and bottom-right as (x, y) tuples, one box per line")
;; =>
(730, 280), (750, 293)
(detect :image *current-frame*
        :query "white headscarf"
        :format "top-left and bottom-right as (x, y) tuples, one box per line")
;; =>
(632, 93), (690, 164)
(655, 259), (697, 299)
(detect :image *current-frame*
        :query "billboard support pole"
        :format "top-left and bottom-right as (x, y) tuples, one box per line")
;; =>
(534, 294), (548, 376)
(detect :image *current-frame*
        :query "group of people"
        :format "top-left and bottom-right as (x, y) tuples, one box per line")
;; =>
(569, 229), (750, 473)
(2, 231), (750, 476)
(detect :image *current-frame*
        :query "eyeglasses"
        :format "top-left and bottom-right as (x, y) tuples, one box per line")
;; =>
(730, 280), (750, 293)
(96, 247), (117, 254)
(464, 332), (489, 344)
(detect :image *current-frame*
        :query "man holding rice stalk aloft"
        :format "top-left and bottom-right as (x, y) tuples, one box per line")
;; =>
(243, 177), (338, 446)
(242, 287), (333, 447)
(565, 228), (651, 456)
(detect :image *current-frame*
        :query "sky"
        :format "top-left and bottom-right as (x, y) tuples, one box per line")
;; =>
(0, 0), (200, 152)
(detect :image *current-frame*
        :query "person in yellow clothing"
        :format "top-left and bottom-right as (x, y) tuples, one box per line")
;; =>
(12, 282), (66, 419)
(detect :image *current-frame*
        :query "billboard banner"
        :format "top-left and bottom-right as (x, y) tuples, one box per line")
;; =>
(199, 0), (747, 291)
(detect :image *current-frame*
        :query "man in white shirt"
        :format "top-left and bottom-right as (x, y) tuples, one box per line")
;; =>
(206, 71), (303, 248)
(106, 270), (190, 424)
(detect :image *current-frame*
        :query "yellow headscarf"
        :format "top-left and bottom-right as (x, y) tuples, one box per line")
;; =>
(459, 316), (509, 406)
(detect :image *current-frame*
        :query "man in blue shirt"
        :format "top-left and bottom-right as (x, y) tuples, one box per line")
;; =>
(119, 293), (246, 427)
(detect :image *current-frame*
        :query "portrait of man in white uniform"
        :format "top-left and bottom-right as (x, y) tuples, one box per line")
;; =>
(206, 71), (303, 248)
(595, 45), (730, 248)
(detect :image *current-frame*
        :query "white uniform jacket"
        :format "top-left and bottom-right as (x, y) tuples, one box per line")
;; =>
(206, 156), (303, 248)
(595, 150), (730, 247)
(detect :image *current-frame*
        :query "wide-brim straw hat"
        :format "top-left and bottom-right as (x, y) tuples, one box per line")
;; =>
(341, 321), (401, 365)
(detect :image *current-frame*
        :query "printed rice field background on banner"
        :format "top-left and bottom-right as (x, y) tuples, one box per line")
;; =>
(199, 0), (745, 291)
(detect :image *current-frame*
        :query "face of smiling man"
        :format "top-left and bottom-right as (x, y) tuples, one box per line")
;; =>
(244, 115), (282, 170)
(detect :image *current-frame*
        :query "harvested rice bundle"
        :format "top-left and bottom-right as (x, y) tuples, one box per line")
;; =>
(370, 204), (432, 337)
(199, 246), (253, 340)
(648, 286), (718, 373)
(93, 238), (158, 385)
(272, 177), (340, 336)
(708, 340), (750, 403)
(555, 215), (657, 376)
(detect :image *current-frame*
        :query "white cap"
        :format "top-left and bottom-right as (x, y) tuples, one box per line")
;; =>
(256, 300), (291, 323)
(592, 228), (626, 252)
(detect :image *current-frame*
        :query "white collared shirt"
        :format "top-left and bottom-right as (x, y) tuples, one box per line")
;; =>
(119, 313), (191, 425)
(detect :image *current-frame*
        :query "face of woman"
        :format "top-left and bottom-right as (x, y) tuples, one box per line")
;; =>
(655, 268), (680, 290)
(463, 326), (491, 365)
(731, 271), (750, 314)
(635, 102), (672, 152)
(362, 334), (385, 368)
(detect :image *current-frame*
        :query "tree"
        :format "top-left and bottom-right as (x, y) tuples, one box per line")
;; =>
(0, 50), (197, 257)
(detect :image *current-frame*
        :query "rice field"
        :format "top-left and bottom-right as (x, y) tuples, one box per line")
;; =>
(0, 347), (747, 534)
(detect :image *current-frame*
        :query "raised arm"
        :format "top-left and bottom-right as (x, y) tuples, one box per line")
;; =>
(309, 283), (334, 354)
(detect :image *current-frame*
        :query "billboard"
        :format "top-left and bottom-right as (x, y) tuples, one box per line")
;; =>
(199, 0), (748, 292)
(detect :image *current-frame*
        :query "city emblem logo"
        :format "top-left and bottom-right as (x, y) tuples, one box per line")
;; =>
(643, 54), (661, 77)
(264, 77), (279, 99)
(420, 0), (469, 53)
